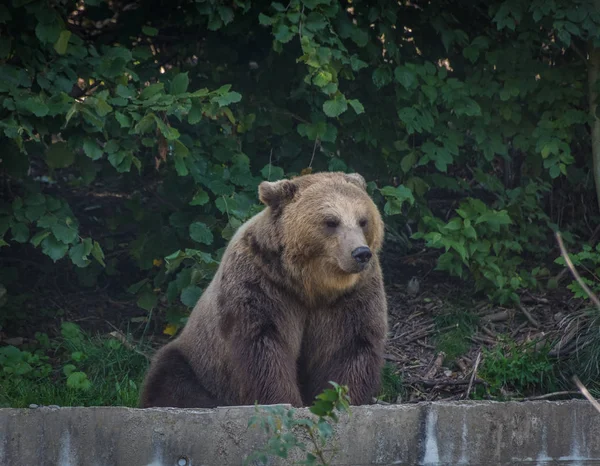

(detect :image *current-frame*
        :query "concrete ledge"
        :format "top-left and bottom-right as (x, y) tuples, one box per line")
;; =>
(1, 400), (599, 465)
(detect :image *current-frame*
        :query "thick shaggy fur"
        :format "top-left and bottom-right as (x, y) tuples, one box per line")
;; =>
(140, 172), (388, 408)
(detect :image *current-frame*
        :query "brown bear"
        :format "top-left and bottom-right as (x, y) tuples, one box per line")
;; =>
(140, 171), (388, 408)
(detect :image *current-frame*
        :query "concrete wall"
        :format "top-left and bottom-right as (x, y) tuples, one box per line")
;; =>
(1, 400), (599, 465)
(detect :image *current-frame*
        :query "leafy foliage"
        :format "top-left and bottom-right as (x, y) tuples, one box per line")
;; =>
(0, 322), (148, 408)
(378, 362), (405, 403)
(555, 243), (600, 300)
(1, 0), (600, 341)
(476, 338), (557, 398)
(245, 382), (350, 466)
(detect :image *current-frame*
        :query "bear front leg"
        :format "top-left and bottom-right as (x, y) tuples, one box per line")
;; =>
(226, 302), (304, 407)
(302, 279), (388, 406)
(140, 343), (222, 408)
(305, 336), (385, 406)
(231, 332), (303, 407)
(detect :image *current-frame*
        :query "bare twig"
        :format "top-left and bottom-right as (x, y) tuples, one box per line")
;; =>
(308, 138), (319, 168)
(415, 378), (486, 388)
(108, 330), (151, 361)
(424, 351), (445, 379)
(481, 309), (515, 323)
(481, 326), (498, 338)
(517, 303), (540, 328)
(516, 391), (582, 402)
(466, 351), (482, 399)
(267, 149), (273, 180)
(573, 375), (600, 415)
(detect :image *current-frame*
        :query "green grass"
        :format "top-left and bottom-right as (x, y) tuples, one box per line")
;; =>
(0, 322), (149, 408)
(476, 337), (557, 399)
(378, 362), (404, 403)
(433, 309), (479, 362)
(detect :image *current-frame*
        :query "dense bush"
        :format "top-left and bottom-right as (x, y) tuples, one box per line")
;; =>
(1, 0), (600, 335)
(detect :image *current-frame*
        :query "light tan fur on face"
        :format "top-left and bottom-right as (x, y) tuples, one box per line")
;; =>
(276, 173), (384, 302)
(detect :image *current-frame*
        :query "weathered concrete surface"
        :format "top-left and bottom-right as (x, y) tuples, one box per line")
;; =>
(1, 400), (600, 465)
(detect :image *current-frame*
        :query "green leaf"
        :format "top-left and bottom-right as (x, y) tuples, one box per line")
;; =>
(114, 111), (131, 128)
(83, 139), (103, 160)
(51, 222), (78, 244)
(305, 12), (327, 31)
(302, 0), (329, 8)
(35, 21), (61, 44)
(323, 95), (348, 117)
(23, 96), (49, 117)
(170, 72), (189, 95)
(261, 164), (285, 180)
(41, 234), (69, 261)
(180, 285), (203, 307)
(63, 364), (76, 377)
(400, 152), (416, 173)
(139, 83), (165, 100)
(350, 27), (368, 47)
(189, 188), (210, 206)
(173, 139), (189, 157)
(53, 30), (71, 55)
(372, 67), (392, 88)
(46, 142), (75, 169)
(30, 230), (51, 247)
(218, 6), (234, 25)
(347, 99), (364, 115)
(142, 26), (158, 36)
(137, 289), (158, 311)
(350, 55), (368, 71)
(214, 91), (242, 107)
(91, 240), (106, 266)
(258, 13), (274, 25)
(68, 239), (93, 268)
(189, 222), (214, 245)
(394, 66), (416, 89)
(67, 372), (91, 391)
(274, 24), (294, 43)
(313, 71), (332, 87)
(11, 223), (29, 243)
(188, 101), (203, 125)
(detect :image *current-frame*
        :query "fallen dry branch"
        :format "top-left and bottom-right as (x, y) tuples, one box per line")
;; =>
(481, 309), (515, 323)
(470, 334), (497, 345)
(413, 378), (486, 388)
(388, 323), (435, 342)
(573, 376), (600, 415)
(465, 351), (482, 399)
(517, 303), (540, 328)
(108, 330), (151, 361)
(424, 351), (445, 379)
(514, 391), (582, 402)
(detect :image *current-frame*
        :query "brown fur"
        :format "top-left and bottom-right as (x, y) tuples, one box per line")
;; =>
(140, 172), (388, 408)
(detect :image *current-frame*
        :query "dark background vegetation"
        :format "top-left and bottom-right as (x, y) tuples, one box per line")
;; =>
(2, 0), (600, 407)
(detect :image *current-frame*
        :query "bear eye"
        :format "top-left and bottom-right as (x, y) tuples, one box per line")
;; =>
(325, 218), (339, 229)
(359, 218), (368, 228)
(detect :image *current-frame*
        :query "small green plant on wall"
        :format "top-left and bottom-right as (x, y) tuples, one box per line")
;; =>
(245, 382), (351, 466)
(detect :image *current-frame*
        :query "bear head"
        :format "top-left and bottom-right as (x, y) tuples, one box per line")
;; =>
(258, 172), (384, 297)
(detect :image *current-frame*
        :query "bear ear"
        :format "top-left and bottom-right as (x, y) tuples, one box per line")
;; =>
(258, 179), (298, 208)
(344, 173), (367, 190)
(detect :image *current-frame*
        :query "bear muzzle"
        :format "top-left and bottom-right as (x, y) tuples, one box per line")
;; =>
(351, 246), (372, 270)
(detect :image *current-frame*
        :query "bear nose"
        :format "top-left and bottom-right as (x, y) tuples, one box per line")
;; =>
(352, 246), (372, 264)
